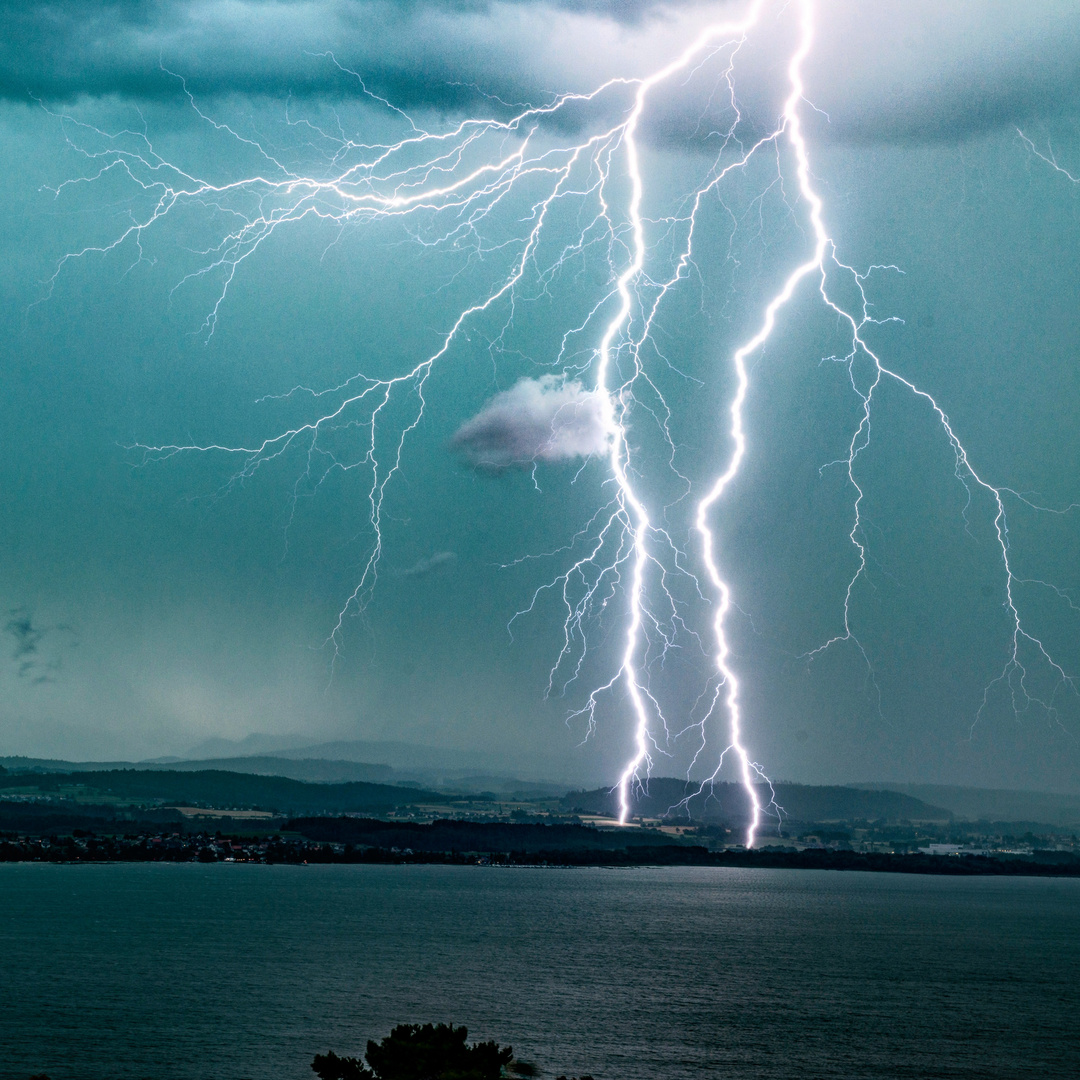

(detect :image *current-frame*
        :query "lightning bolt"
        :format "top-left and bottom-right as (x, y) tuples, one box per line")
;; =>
(43, 0), (1077, 849)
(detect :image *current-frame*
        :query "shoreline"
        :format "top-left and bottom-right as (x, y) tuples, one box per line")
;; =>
(3, 836), (1079, 878)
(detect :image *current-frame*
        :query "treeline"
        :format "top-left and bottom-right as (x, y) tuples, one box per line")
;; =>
(286, 816), (684, 852)
(3, 825), (1080, 877)
(0, 769), (457, 815)
(0, 801), (186, 836)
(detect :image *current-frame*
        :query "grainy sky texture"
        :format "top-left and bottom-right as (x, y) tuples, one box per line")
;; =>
(2, 1), (1080, 791)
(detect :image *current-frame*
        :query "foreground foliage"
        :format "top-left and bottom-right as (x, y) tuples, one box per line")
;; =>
(312, 1023), (514, 1080)
(311, 1022), (595, 1080)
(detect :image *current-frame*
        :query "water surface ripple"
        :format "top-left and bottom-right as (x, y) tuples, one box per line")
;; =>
(2, 864), (1077, 1079)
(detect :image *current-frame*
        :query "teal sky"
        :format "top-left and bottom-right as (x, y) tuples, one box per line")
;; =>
(2, 1), (1080, 792)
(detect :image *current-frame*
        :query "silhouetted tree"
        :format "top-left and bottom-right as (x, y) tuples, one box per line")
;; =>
(312, 1023), (514, 1080)
(310, 1050), (371, 1080)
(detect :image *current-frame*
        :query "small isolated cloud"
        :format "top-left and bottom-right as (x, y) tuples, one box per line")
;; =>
(452, 375), (612, 470)
(4, 608), (77, 684)
(5, 610), (42, 669)
(397, 551), (457, 578)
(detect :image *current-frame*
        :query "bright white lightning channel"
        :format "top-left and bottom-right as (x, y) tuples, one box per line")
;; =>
(46, 0), (1077, 847)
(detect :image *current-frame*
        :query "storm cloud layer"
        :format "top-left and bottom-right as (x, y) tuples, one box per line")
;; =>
(3, 1), (1080, 143)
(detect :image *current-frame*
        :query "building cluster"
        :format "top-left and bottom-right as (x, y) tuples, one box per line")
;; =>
(0, 832), (330, 864)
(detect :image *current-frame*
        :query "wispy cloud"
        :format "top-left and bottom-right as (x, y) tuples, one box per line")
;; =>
(452, 375), (612, 471)
(4, 608), (77, 685)
(397, 551), (457, 578)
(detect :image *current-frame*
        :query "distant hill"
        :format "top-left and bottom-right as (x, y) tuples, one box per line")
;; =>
(154, 756), (395, 784)
(0, 755), (394, 785)
(175, 737), (577, 794)
(180, 736), (479, 771)
(179, 733), (316, 759)
(852, 783), (1080, 827)
(1, 755), (150, 774)
(562, 779), (952, 824)
(0, 769), (461, 816)
(0, 751), (573, 797)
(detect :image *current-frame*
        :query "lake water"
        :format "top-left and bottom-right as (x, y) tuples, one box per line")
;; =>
(1, 864), (1077, 1079)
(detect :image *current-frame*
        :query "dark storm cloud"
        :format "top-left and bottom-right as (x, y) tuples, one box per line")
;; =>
(0, 0), (667, 105)
(4, 1), (1080, 144)
(5, 609), (43, 673)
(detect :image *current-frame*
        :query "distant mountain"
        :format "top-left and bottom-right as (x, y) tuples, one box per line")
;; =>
(180, 733), (317, 759)
(180, 736), (478, 770)
(0, 754), (393, 785)
(0, 752), (574, 797)
(852, 783), (1080, 827)
(158, 756), (395, 784)
(408, 773), (571, 798)
(176, 737), (574, 794)
(563, 779), (952, 825)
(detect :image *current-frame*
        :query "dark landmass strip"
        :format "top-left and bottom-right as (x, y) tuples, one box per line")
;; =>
(288, 815), (681, 852)
(562, 779), (952, 823)
(0, 801), (187, 836)
(0, 769), (459, 815)
(7, 758), (1076, 829)
(2, 817), (1079, 877)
